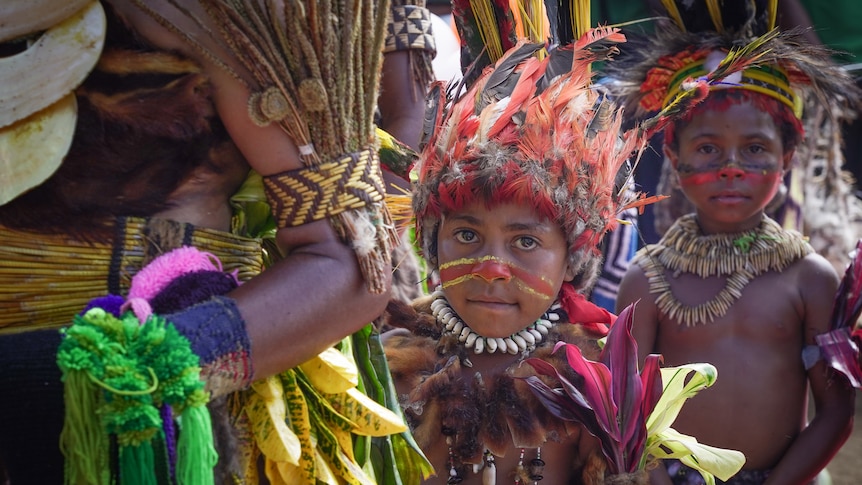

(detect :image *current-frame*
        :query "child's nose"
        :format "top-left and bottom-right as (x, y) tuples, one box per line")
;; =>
(472, 258), (513, 283)
(718, 166), (745, 180)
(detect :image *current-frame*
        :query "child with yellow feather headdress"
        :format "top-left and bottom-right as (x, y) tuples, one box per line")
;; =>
(611, 1), (859, 484)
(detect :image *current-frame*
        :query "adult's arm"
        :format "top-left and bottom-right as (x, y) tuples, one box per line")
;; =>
(109, 1), (391, 380)
(379, 50), (427, 152)
(777, 0), (824, 48)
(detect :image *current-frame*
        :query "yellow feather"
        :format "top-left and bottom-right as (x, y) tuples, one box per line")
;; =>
(705, 0), (724, 32)
(571, 0), (590, 40)
(767, 0), (778, 30)
(514, 0), (547, 52)
(470, 0), (504, 61)
(660, 0), (685, 31)
(375, 127), (396, 151)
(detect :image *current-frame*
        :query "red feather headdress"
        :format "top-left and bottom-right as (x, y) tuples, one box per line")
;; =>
(413, 30), (642, 293)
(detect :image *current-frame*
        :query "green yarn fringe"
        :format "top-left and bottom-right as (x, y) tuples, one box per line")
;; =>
(121, 444), (157, 485)
(57, 308), (217, 484)
(60, 369), (111, 485)
(177, 403), (218, 485)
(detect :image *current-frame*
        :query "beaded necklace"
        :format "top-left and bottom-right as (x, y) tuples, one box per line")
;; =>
(634, 214), (812, 326)
(429, 287), (560, 355)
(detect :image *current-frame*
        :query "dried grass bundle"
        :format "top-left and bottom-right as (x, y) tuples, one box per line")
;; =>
(131, 0), (397, 292)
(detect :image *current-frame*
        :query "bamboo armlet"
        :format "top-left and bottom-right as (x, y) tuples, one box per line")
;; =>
(262, 148), (386, 229)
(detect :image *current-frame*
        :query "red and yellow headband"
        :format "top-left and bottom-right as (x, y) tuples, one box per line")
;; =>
(641, 48), (802, 118)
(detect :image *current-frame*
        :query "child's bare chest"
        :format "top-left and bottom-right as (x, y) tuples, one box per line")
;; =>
(659, 268), (804, 339)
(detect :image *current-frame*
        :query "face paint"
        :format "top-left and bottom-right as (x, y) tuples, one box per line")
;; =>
(439, 255), (556, 300)
(680, 169), (781, 186)
(471, 257), (512, 283)
(678, 161), (782, 187)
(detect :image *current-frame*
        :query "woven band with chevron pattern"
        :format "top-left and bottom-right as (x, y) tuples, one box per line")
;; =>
(384, 5), (436, 54)
(262, 149), (386, 228)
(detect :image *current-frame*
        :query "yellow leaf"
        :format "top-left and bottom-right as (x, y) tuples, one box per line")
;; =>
(265, 459), (304, 484)
(299, 347), (359, 394)
(245, 376), (302, 465)
(280, 370), (317, 483)
(313, 442), (341, 485)
(326, 387), (408, 437)
(647, 363), (718, 435)
(648, 427), (745, 483)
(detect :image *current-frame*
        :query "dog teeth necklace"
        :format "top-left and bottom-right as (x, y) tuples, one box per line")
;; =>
(430, 287), (559, 355)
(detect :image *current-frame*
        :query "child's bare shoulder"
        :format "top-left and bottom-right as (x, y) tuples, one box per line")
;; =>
(782, 250), (839, 300)
(618, 246), (652, 289)
(795, 250), (839, 278)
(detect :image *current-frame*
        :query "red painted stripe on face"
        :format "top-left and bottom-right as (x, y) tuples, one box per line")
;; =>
(471, 258), (512, 282)
(439, 261), (474, 285)
(438, 257), (556, 298)
(508, 265), (555, 298)
(680, 169), (781, 186)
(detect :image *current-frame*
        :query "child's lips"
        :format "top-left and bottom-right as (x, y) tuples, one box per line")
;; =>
(712, 191), (748, 204)
(468, 296), (516, 309)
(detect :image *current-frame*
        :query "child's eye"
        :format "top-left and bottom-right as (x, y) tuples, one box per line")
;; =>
(453, 230), (477, 243)
(514, 236), (538, 250)
(747, 144), (766, 154)
(696, 144), (718, 155)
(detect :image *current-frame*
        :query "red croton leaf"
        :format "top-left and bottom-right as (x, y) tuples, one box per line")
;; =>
(600, 304), (644, 472)
(524, 301), (662, 474)
(819, 239), (862, 387)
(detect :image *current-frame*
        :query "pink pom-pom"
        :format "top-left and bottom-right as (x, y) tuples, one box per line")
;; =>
(122, 297), (154, 324)
(128, 246), (223, 301)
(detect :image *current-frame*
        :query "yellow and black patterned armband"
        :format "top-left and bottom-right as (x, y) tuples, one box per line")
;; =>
(384, 5), (436, 56)
(262, 149), (386, 229)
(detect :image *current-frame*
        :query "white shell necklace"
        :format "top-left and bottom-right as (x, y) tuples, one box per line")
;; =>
(429, 287), (560, 355)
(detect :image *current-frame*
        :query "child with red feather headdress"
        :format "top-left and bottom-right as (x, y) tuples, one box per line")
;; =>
(380, 2), (660, 479)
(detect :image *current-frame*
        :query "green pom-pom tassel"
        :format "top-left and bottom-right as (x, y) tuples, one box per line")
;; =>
(120, 443), (157, 485)
(59, 307), (217, 484)
(176, 402), (218, 485)
(59, 370), (111, 485)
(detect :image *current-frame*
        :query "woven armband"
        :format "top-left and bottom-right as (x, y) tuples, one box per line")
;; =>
(263, 148), (386, 229)
(384, 5), (436, 55)
(166, 295), (253, 398)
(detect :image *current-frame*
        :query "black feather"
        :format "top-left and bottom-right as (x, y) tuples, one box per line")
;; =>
(420, 82), (446, 151)
(479, 42), (544, 110)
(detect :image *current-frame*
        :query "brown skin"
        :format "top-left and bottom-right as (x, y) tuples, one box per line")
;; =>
(617, 102), (854, 484)
(155, 139), (250, 232)
(777, 0), (824, 48)
(379, 50), (427, 152)
(378, 49), (426, 196)
(110, 0), (394, 379)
